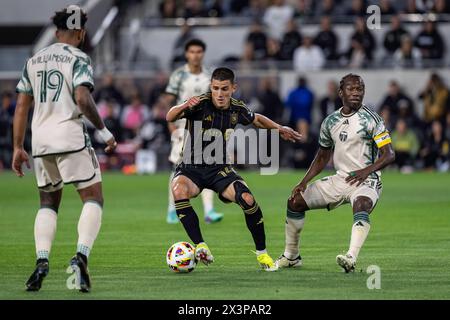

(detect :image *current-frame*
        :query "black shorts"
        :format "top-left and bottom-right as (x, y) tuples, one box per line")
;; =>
(173, 163), (243, 203)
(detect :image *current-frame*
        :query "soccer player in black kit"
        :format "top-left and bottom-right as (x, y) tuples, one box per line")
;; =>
(166, 67), (302, 271)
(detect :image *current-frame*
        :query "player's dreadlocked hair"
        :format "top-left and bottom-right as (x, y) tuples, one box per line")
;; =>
(339, 73), (363, 90)
(212, 67), (235, 83)
(52, 5), (87, 30)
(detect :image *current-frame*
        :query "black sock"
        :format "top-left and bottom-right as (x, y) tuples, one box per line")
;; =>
(175, 199), (204, 244)
(243, 203), (266, 251)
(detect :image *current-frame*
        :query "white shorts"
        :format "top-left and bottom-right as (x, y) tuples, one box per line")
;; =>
(302, 173), (382, 211)
(34, 147), (102, 192)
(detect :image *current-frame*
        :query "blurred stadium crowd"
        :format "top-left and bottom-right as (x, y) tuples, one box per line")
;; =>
(1, 0), (450, 173)
(2, 70), (449, 173)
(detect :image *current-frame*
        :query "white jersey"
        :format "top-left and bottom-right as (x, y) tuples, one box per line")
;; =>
(16, 43), (94, 157)
(165, 64), (211, 105)
(165, 64), (211, 164)
(319, 105), (392, 179)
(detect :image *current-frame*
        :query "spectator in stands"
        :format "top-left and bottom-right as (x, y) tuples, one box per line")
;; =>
(433, 0), (450, 13)
(446, 112), (450, 141)
(320, 80), (343, 122)
(285, 76), (314, 139)
(101, 98), (122, 143)
(266, 38), (282, 61)
(380, 80), (416, 127)
(257, 77), (284, 123)
(347, 17), (376, 62)
(314, 15), (338, 61)
(391, 118), (420, 172)
(414, 0), (437, 13)
(414, 20), (445, 61)
(393, 35), (422, 69)
(94, 73), (125, 106)
(120, 92), (151, 139)
(171, 23), (198, 67)
(279, 19), (302, 61)
(183, 0), (207, 18)
(379, 0), (397, 15)
(246, 21), (268, 61)
(289, 0), (314, 16)
(206, 0), (225, 17)
(147, 71), (169, 108)
(0, 91), (15, 170)
(420, 120), (450, 171)
(293, 36), (325, 71)
(345, 0), (366, 16)
(315, 0), (339, 16)
(263, 0), (295, 41)
(240, 0), (266, 18)
(383, 15), (409, 56)
(159, 0), (178, 18)
(98, 97), (121, 122)
(419, 73), (449, 124)
(347, 39), (368, 68)
(1, 91), (15, 116)
(230, 0), (250, 15)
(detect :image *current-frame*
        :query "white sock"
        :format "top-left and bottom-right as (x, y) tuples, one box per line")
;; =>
(168, 171), (175, 213)
(34, 208), (58, 260)
(284, 206), (306, 259)
(284, 215), (305, 259)
(201, 189), (214, 214)
(77, 201), (102, 258)
(256, 249), (267, 256)
(347, 211), (371, 260)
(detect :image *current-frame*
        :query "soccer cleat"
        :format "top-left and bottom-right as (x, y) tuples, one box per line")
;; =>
(68, 253), (91, 292)
(204, 210), (224, 224)
(275, 254), (303, 268)
(257, 253), (278, 272)
(25, 260), (49, 291)
(336, 253), (356, 273)
(166, 209), (179, 224)
(195, 242), (214, 265)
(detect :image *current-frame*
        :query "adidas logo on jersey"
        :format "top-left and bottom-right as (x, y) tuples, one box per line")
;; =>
(343, 119), (349, 125)
(205, 115), (212, 122)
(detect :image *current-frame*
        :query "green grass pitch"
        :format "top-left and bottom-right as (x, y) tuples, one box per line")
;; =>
(0, 170), (449, 300)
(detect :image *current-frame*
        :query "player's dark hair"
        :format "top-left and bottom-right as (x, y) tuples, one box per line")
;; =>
(211, 67), (235, 83)
(184, 39), (206, 52)
(52, 7), (87, 30)
(339, 73), (363, 90)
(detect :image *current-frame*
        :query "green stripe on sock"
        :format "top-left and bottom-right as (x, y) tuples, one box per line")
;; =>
(287, 209), (305, 220)
(354, 211), (370, 224)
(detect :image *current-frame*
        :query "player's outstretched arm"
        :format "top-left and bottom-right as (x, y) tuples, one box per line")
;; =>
(166, 96), (200, 122)
(12, 93), (33, 177)
(346, 144), (395, 186)
(75, 85), (117, 153)
(252, 113), (302, 143)
(291, 147), (333, 198)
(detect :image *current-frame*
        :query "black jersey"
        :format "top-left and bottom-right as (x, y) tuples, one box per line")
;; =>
(178, 93), (255, 165)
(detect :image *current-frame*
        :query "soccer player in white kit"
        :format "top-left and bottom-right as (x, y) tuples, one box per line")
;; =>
(162, 39), (223, 224)
(12, 6), (117, 292)
(276, 74), (395, 272)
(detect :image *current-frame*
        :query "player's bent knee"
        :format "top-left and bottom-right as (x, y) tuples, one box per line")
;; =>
(353, 196), (373, 213)
(287, 196), (307, 213)
(241, 192), (255, 207)
(172, 183), (189, 200)
(234, 181), (257, 212)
